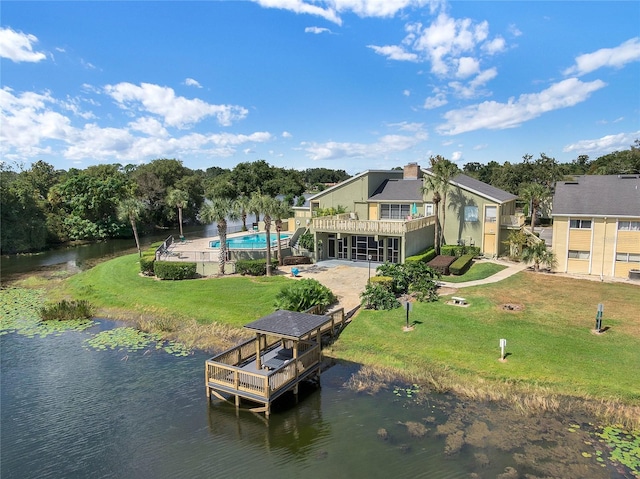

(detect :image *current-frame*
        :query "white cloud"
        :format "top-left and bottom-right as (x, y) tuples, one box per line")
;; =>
(282, 131), (293, 138)
(482, 36), (505, 55)
(403, 89), (411, 97)
(437, 78), (606, 135)
(448, 67), (497, 98)
(368, 44), (418, 62)
(253, 0), (342, 25)
(302, 129), (426, 161)
(423, 92), (447, 109)
(184, 78), (202, 88)
(451, 151), (463, 162)
(0, 27), (47, 63)
(386, 121), (426, 133)
(0, 86), (271, 163)
(104, 82), (248, 128)
(305, 26), (332, 34)
(472, 143), (488, 151)
(456, 57), (480, 78)
(564, 37), (640, 76)
(562, 131), (640, 154)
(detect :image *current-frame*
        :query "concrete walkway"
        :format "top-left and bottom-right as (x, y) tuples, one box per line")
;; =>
(438, 258), (530, 289)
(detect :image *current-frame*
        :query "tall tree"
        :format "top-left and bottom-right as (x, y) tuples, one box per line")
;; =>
(198, 198), (240, 275)
(166, 188), (189, 238)
(272, 199), (293, 266)
(117, 197), (145, 256)
(430, 156), (459, 247)
(519, 182), (550, 234)
(521, 242), (557, 272)
(250, 194), (277, 276)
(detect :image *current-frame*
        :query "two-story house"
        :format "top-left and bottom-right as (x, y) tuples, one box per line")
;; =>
(551, 174), (640, 279)
(297, 163), (520, 263)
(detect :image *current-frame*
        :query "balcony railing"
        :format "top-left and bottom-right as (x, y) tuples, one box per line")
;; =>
(500, 214), (525, 228)
(312, 214), (435, 236)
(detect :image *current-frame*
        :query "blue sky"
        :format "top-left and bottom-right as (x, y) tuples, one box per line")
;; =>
(1, 1), (639, 174)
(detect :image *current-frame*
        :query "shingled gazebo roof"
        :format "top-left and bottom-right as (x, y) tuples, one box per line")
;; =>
(244, 310), (328, 340)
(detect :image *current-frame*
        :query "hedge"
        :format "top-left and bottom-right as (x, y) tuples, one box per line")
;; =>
(139, 241), (163, 275)
(236, 258), (279, 276)
(440, 245), (481, 258)
(153, 261), (197, 280)
(449, 254), (475, 275)
(427, 255), (457, 275)
(405, 247), (436, 263)
(369, 275), (393, 289)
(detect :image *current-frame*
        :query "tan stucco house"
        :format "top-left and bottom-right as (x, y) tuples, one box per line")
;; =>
(551, 174), (640, 279)
(296, 163), (520, 263)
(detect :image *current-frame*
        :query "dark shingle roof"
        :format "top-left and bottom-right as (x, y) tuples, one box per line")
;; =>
(368, 178), (424, 202)
(244, 310), (330, 339)
(423, 170), (517, 203)
(552, 174), (640, 217)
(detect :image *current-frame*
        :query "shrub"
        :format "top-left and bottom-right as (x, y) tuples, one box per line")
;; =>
(40, 300), (94, 321)
(153, 261), (197, 280)
(236, 259), (279, 276)
(409, 277), (439, 302)
(440, 245), (481, 258)
(139, 242), (162, 275)
(360, 283), (400, 310)
(427, 255), (457, 275)
(369, 275), (393, 289)
(405, 247), (437, 263)
(298, 232), (314, 252)
(283, 255), (312, 266)
(450, 254), (475, 275)
(374, 262), (439, 303)
(274, 278), (336, 313)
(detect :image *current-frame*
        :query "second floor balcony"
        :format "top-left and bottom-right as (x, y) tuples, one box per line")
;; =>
(312, 213), (436, 236)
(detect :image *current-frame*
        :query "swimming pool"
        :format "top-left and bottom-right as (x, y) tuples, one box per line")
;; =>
(209, 233), (291, 249)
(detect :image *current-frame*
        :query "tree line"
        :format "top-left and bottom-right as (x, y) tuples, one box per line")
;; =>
(2, 142), (636, 255)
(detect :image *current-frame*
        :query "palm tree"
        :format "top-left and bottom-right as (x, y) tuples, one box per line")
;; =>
(199, 198), (240, 275)
(521, 241), (557, 272)
(431, 156), (459, 247)
(236, 195), (251, 231)
(166, 188), (189, 238)
(273, 200), (293, 266)
(519, 182), (550, 235)
(250, 194), (278, 276)
(117, 197), (145, 257)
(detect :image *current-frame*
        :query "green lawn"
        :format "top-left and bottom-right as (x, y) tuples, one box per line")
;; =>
(332, 272), (640, 404)
(62, 254), (290, 327)
(60, 254), (640, 407)
(441, 261), (507, 283)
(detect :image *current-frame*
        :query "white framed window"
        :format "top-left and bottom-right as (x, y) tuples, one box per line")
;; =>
(484, 206), (497, 223)
(380, 204), (410, 220)
(570, 219), (592, 229)
(616, 252), (640, 262)
(618, 221), (640, 231)
(424, 203), (434, 216)
(464, 206), (479, 222)
(568, 250), (590, 259)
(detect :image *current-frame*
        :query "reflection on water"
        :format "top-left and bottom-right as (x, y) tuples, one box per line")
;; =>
(1, 321), (628, 479)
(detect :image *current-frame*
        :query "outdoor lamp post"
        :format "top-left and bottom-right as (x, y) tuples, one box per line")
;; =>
(368, 254), (372, 281)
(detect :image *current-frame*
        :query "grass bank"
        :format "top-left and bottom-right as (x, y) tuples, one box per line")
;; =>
(328, 272), (640, 428)
(442, 261), (507, 283)
(39, 254), (640, 427)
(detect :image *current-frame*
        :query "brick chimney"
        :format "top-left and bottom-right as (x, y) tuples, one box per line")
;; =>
(403, 162), (420, 180)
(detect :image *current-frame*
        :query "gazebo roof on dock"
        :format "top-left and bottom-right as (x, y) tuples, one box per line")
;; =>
(244, 310), (329, 340)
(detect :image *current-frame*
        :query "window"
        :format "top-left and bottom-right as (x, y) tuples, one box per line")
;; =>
(484, 206), (497, 223)
(618, 221), (640, 231)
(464, 206), (479, 222)
(570, 219), (592, 229)
(380, 204), (410, 220)
(424, 203), (434, 216)
(616, 252), (640, 262)
(568, 250), (590, 259)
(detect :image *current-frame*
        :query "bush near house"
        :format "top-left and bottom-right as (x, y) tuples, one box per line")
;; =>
(449, 254), (475, 275)
(427, 255), (457, 275)
(440, 245), (481, 258)
(283, 256), (312, 266)
(274, 278), (336, 313)
(405, 247), (436, 263)
(236, 259), (279, 276)
(139, 241), (162, 275)
(154, 261), (197, 280)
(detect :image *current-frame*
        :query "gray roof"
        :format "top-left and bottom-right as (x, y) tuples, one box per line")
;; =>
(552, 174), (640, 217)
(368, 178), (424, 202)
(423, 169), (517, 203)
(244, 310), (330, 340)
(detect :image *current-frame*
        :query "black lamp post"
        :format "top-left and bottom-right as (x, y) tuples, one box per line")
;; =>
(368, 254), (372, 282)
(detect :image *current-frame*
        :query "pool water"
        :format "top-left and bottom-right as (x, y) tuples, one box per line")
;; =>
(210, 233), (290, 249)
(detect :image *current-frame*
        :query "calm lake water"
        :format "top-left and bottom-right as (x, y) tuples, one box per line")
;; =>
(1, 320), (627, 479)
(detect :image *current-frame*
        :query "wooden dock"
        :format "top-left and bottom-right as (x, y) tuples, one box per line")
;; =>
(205, 308), (346, 417)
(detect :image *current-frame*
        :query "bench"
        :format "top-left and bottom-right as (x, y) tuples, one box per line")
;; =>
(451, 296), (467, 305)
